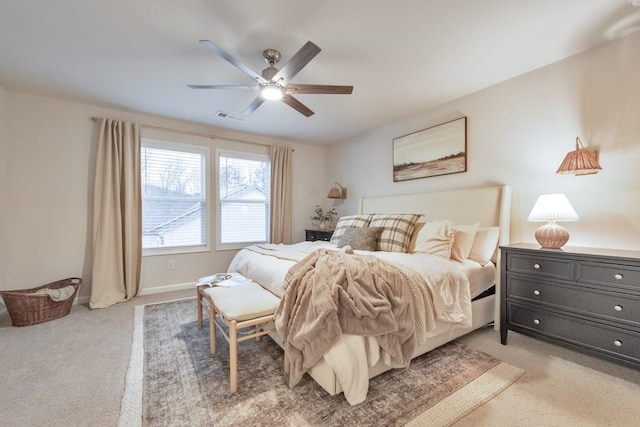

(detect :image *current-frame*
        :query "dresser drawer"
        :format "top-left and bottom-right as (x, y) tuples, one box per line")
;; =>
(508, 303), (640, 362)
(576, 261), (640, 290)
(506, 253), (573, 280)
(507, 276), (640, 325)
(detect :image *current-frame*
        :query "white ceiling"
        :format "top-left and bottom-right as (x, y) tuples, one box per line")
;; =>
(1, 1), (639, 145)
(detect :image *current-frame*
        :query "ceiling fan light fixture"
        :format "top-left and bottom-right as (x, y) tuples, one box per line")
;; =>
(261, 84), (283, 101)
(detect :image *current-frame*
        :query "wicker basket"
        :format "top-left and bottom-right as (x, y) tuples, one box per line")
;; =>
(0, 278), (82, 327)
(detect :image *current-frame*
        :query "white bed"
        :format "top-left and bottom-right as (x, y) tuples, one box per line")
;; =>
(228, 184), (512, 402)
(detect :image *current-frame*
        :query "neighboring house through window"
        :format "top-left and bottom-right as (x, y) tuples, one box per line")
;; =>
(141, 138), (208, 254)
(217, 149), (270, 249)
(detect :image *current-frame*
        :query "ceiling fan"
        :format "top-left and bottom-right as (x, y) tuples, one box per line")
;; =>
(188, 40), (353, 117)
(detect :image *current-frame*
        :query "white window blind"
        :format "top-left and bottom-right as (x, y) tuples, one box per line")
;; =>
(218, 150), (270, 246)
(141, 140), (207, 251)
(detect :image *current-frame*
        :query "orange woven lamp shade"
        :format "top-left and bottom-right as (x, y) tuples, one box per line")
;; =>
(556, 137), (602, 175)
(327, 182), (347, 199)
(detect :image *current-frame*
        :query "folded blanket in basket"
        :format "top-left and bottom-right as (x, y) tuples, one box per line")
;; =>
(34, 285), (76, 302)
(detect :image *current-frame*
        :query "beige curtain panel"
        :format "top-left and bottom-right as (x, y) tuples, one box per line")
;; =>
(270, 146), (294, 244)
(90, 118), (142, 309)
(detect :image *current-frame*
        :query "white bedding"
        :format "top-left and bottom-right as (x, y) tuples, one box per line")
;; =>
(228, 241), (495, 404)
(459, 258), (496, 299)
(228, 241), (495, 301)
(227, 241), (331, 298)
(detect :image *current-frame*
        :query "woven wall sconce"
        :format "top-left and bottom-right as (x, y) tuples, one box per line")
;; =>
(556, 137), (602, 175)
(327, 182), (347, 199)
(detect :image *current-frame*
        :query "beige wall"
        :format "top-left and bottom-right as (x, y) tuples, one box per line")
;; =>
(4, 30), (639, 303)
(1, 91), (326, 299)
(326, 31), (640, 251)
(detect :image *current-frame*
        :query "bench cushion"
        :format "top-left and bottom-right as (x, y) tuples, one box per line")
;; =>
(202, 282), (280, 321)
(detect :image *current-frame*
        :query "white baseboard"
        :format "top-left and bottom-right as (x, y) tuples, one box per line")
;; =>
(75, 282), (195, 305)
(138, 282), (195, 296)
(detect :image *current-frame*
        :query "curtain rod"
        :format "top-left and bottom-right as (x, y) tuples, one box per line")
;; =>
(90, 117), (291, 150)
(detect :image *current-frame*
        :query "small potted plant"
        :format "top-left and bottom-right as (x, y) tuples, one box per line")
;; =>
(310, 205), (338, 231)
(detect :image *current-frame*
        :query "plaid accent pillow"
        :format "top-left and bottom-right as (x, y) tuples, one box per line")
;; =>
(370, 214), (422, 252)
(330, 215), (373, 245)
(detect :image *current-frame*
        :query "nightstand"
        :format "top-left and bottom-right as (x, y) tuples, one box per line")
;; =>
(305, 229), (334, 242)
(500, 243), (640, 368)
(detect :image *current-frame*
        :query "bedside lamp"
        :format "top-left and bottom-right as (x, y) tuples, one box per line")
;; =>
(527, 194), (579, 249)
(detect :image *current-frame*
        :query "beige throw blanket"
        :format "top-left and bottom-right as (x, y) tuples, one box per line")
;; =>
(275, 246), (435, 387)
(33, 285), (76, 301)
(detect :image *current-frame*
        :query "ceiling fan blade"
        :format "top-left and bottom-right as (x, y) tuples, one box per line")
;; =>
(285, 84), (353, 95)
(273, 41), (321, 84)
(281, 94), (315, 117)
(199, 40), (267, 85)
(243, 95), (266, 115)
(187, 84), (259, 90)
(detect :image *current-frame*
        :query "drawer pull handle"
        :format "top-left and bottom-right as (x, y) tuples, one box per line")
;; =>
(614, 340), (623, 347)
(533, 263), (541, 270)
(533, 290), (541, 296)
(614, 305), (623, 312)
(533, 319), (541, 325)
(614, 274), (623, 280)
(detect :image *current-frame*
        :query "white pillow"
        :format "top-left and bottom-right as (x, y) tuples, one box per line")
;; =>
(413, 220), (454, 258)
(468, 226), (500, 265)
(450, 223), (479, 262)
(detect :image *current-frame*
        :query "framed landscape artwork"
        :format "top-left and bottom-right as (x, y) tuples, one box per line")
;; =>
(393, 117), (467, 181)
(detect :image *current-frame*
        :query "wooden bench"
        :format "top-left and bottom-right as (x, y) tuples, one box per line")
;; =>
(197, 280), (280, 393)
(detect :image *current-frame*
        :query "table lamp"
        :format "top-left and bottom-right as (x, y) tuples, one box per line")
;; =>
(527, 194), (579, 249)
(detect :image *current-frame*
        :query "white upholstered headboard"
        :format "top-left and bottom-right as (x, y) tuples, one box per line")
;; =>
(359, 184), (512, 248)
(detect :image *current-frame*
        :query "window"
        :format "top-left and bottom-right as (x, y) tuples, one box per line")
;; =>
(217, 149), (270, 248)
(141, 139), (208, 253)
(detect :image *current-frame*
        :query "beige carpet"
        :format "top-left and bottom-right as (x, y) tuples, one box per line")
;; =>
(2, 288), (639, 426)
(120, 298), (523, 426)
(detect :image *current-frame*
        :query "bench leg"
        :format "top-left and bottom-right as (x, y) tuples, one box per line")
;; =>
(209, 302), (216, 355)
(197, 287), (203, 330)
(230, 320), (238, 393)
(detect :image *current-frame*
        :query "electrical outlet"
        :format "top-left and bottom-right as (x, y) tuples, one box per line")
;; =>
(168, 260), (175, 270)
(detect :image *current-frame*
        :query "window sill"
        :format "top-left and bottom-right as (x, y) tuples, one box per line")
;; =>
(143, 246), (210, 257)
(215, 241), (267, 252)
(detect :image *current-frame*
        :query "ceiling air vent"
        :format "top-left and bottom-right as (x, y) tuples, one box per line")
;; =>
(215, 111), (248, 122)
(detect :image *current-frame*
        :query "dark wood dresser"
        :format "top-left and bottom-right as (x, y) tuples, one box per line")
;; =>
(305, 229), (334, 242)
(500, 243), (640, 368)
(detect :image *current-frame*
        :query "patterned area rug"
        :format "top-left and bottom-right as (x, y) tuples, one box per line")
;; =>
(118, 298), (523, 427)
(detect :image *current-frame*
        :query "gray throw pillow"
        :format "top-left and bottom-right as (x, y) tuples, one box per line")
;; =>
(337, 227), (382, 251)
